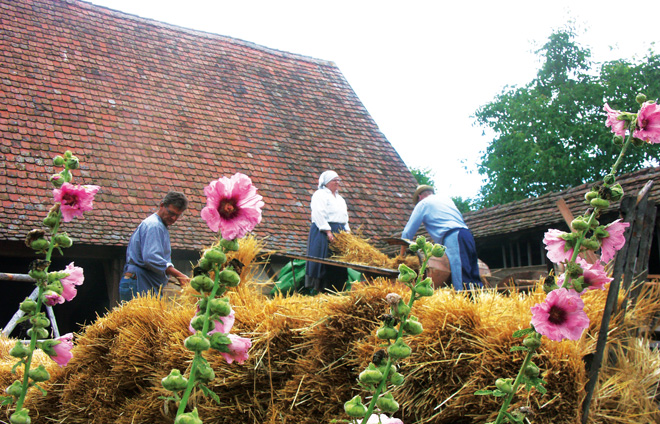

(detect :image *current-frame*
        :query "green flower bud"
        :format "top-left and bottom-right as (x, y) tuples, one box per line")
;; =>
(343, 395), (367, 418)
(636, 93), (647, 104)
(415, 236), (427, 248)
(53, 155), (65, 166)
(523, 335), (542, 350)
(209, 332), (231, 352)
(524, 363), (540, 377)
(402, 317), (423, 336)
(9, 409), (31, 424)
(603, 174), (616, 185)
(377, 363), (397, 376)
(389, 371), (405, 386)
(203, 249), (226, 265)
(9, 341), (29, 358)
(570, 217), (590, 232)
(66, 156), (79, 170)
(195, 360), (215, 383)
(43, 215), (58, 228)
(19, 298), (38, 314)
(46, 280), (64, 295)
(495, 378), (514, 394)
(541, 274), (558, 294)
(220, 238), (240, 251)
(431, 244), (446, 258)
(376, 392), (399, 413)
(409, 244), (419, 253)
(609, 184), (624, 202)
(590, 198), (610, 209)
(190, 315), (206, 332)
(219, 269), (240, 287)
(190, 275), (214, 293)
(161, 369), (189, 392)
(30, 239), (50, 252)
(47, 271), (68, 283)
(30, 314), (50, 329)
(397, 264), (416, 283)
(572, 277), (585, 293)
(54, 233), (73, 248)
(358, 363), (384, 385)
(28, 364), (50, 382)
(63, 150), (73, 159)
(184, 334), (210, 352)
(376, 325), (398, 340)
(612, 135), (624, 146)
(174, 407), (203, 424)
(27, 327), (49, 339)
(198, 258), (212, 272)
(582, 237), (601, 251)
(414, 278), (434, 297)
(209, 297), (232, 316)
(49, 173), (65, 188)
(387, 338), (412, 360)
(584, 190), (599, 203)
(394, 300), (411, 319)
(6, 380), (24, 398)
(28, 269), (47, 281)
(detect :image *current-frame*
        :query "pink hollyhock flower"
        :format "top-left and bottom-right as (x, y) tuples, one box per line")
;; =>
(531, 288), (589, 341)
(633, 101), (660, 144)
(366, 414), (404, 424)
(60, 262), (84, 301)
(219, 334), (251, 364)
(201, 173), (264, 239)
(604, 103), (627, 137)
(53, 183), (101, 222)
(543, 229), (574, 263)
(557, 258), (611, 292)
(189, 309), (236, 335)
(48, 333), (74, 367)
(599, 219), (630, 264)
(44, 290), (65, 306)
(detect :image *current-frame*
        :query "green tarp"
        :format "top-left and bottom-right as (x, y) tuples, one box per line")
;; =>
(271, 259), (361, 296)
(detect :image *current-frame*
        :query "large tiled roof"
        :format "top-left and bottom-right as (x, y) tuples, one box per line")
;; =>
(0, 0), (418, 253)
(464, 166), (660, 239)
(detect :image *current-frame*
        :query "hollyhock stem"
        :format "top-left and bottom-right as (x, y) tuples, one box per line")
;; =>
(493, 347), (537, 424)
(609, 119), (635, 178)
(360, 251), (432, 424)
(176, 266), (223, 417)
(15, 213), (61, 412)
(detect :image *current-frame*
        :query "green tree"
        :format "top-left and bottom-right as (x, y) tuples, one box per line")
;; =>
(474, 28), (660, 208)
(409, 166), (435, 187)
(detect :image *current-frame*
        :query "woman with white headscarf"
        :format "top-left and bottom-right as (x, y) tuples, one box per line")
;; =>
(305, 170), (350, 292)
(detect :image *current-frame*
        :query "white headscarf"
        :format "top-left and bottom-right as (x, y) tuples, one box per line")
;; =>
(318, 170), (339, 189)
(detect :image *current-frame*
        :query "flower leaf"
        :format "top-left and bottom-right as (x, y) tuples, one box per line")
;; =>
(512, 328), (534, 338)
(510, 346), (529, 352)
(200, 383), (221, 405)
(474, 389), (495, 396)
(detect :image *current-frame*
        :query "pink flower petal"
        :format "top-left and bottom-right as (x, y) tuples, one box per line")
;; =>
(201, 173), (264, 239)
(219, 334), (251, 364)
(543, 229), (574, 263)
(633, 101), (660, 144)
(60, 262), (84, 302)
(53, 183), (100, 222)
(49, 333), (74, 367)
(600, 219), (629, 264)
(604, 103), (627, 137)
(531, 288), (589, 341)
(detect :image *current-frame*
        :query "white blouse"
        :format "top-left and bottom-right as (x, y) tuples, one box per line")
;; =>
(310, 187), (350, 232)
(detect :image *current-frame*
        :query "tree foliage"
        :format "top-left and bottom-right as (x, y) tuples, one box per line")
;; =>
(474, 28), (660, 208)
(409, 166), (436, 188)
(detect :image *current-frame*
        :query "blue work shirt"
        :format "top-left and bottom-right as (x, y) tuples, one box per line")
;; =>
(124, 213), (172, 294)
(401, 194), (468, 244)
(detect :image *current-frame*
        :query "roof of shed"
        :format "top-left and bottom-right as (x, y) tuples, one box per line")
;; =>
(464, 166), (660, 239)
(0, 0), (418, 253)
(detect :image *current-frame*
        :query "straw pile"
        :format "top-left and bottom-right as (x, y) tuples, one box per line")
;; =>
(3, 242), (660, 423)
(330, 231), (420, 271)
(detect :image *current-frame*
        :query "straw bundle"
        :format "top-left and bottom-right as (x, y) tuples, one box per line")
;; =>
(3, 257), (660, 423)
(330, 231), (420, 270)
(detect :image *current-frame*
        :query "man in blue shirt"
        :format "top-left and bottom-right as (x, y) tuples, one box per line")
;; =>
(119, 191), (191, 301)
(401, 185), (481, 290)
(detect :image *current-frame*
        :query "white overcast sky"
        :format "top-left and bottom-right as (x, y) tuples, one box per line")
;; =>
(87, 0), (660, 199)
